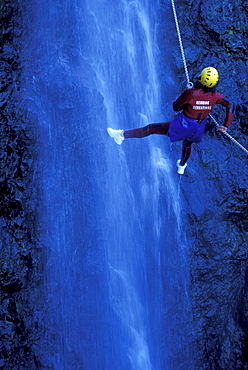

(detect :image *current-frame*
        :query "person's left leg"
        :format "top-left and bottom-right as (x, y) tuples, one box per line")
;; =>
(107, 122), (170, 145)
(124, 122), (170, 139)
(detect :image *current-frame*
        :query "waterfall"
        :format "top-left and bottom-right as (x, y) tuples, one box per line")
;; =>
(20, 0), (194, 368)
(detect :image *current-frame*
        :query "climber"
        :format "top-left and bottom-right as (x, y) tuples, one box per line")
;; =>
(107, 67), (234, 174)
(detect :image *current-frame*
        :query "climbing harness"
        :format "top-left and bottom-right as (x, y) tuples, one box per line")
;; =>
(171, 0), (248, 156)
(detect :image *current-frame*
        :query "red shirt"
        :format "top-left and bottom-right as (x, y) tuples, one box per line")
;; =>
(173, 88), (233, 127)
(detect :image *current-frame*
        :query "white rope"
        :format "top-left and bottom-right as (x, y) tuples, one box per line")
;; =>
(209, 114), (248, 155)
(171, 0), (248, 156)
(171, 0), (193, 88)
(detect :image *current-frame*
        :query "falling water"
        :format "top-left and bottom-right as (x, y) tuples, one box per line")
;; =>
(20, 0), (194, 368)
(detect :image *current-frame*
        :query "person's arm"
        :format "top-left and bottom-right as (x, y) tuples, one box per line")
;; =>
(172, 90), (191, 111)
(216, 95), (234, 128)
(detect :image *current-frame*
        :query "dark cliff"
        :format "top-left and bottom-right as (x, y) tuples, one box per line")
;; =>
(0, 1), (40, 368)
(165, 0), (248, 368)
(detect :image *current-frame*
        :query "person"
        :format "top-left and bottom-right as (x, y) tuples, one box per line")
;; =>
(107, 67), (233, 174)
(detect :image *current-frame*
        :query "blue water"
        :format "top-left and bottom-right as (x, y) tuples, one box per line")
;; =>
(21, 0), (194, 368)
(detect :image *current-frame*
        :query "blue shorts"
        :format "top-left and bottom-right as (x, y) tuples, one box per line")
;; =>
(169, 113), (207, 143)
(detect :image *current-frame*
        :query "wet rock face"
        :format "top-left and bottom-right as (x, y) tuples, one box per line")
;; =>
(173, 0), (248, 368)
(0, 1), (40, 368)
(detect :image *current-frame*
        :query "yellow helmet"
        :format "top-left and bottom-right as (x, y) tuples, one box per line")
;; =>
(198, 67), (219, 88)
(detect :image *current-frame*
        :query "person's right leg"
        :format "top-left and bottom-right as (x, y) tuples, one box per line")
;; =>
(180, 139), (193, 165)
(177, 139), (193, 174)
(124, 122), (170, 138)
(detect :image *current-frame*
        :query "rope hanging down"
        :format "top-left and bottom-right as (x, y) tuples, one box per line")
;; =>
(171, 0), (193, 88)
(171, 0), (248, 156)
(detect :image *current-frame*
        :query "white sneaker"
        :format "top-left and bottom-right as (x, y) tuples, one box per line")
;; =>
(177, 159), (187, 175)
(107, 128), (125, 145)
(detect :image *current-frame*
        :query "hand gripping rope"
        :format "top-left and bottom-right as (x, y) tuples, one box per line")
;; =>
(171, 0), (248, 156)
(209, 114), (248, 155)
